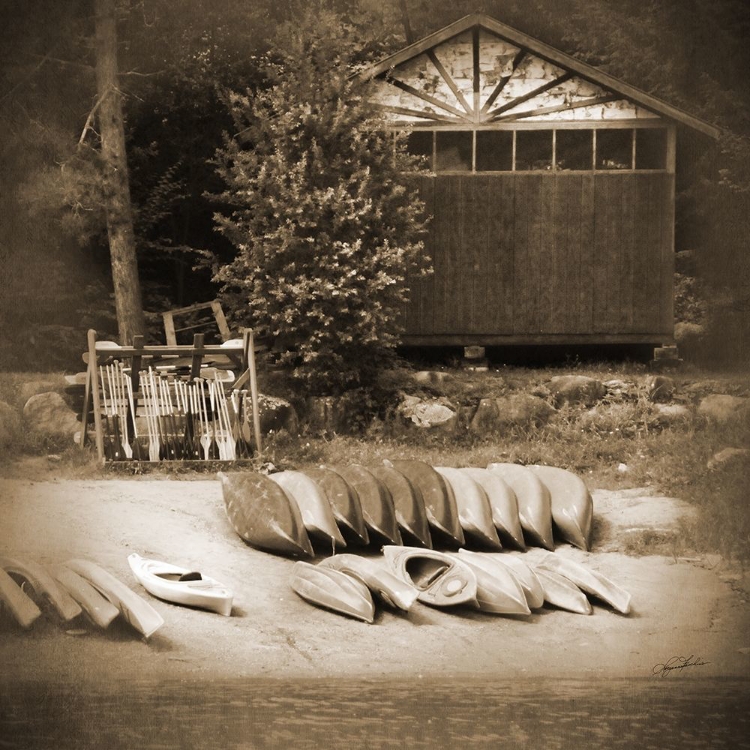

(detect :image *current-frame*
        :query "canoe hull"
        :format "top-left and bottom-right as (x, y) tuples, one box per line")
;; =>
(50, 565), (119, 629)
(320, 554), (419, 612)
(128, 554), (234, 616)
(529, 466), (593, 551)
(369, 465), (432, 548)
(534, 568), (592, 615)
(486, 463), (555, 550)
(219, 471), (314, 558)
(450, 552), (530, 615)
(0, 567), (42, 629)
(291, 562), (375, 623)
(304, 467), (369, 544)
(389, 460), (464, 545)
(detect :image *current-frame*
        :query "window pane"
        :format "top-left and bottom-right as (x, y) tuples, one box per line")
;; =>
(476, 131), (513, 171)
(516, 130), (552, 171)
(404, 130), (433, 168)
(636, 129), (667, 169)
(597, 129), (633, 170)
(556, 130), (593, 170)
(435, 131), (472, 172)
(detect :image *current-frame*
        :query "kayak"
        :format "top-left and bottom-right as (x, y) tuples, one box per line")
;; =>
(459, 468), (526, 550)
(528, 466), (593, 551)
(457, 550), (544, 610)
(304, 466), (370, 545)
(434, 467), (501, 550)
(50, 565), (120, 629)
(335, 465), (402, 545)
(388, 460), (464, 546)
(128, 553), (234, 616)
(218, 471), (314, 558)
(65, 559), (165, 638)
(0, 566), (42, 629)
(290, 561), (375, 623)
(0, 556), (82, 621)
(383, 546), (477, 608)
(320, 554), (419, 612)
(486, 463), (554, 550)
(268, 470), (346, 549)
(369, 464), (432, 548)
(533, 568), (592, 615)
(450, 552), (530, 616)
(536, 554), (630, 614)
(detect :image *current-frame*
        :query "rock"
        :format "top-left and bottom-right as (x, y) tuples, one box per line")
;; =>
(647, 375), (675, 403)
(258, 395), (299, 436)
(18, 377), (66, 404)
(698, 394), (750, 423)
(22, 392), (79, 439)
(707, 448), (750, 471)
(0, 400), (21, 449)
(398, 396), (458, 431)
(547, 375), (606, 407)
(654, 404), (692, 425)
(604, 379), (637, 401)
(617, 463), (629, 474)
(412, 371), (449, 385)
(492, 394), (555, 429)
(469, 398), (501, 433)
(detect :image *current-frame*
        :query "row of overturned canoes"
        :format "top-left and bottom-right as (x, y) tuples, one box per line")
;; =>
(219, 460), (593, 558)
(290, 547), (632, 623)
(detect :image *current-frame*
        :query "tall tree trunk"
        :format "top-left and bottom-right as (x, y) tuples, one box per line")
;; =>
(94, 0), (145, 344)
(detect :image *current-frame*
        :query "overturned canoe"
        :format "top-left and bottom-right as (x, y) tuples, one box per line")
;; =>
(320, 554), (419, 612)
(268, 470), (346, 549)
(482, 553), (546, 610)
(218, 471), (314, 558)
(50, 565), (119, 629)
(388, 460), (464, 545)
(383, 546), (477, 608)
(0, 556), (82, 622)
(335, 465), (401, 545)
(128, 553), (234, 616)
(460, 468), (526, 550)
(370, 464), (432, 548)
(529, 466), (593, 551)
(304, 466), (369, 545)
(450, 552), (530, 616)
(536, 554), (631, 614)
(65, 559), (165, 638)
(434, 467), (501, 550)
(486, 463), (554, 550)
(0, 567), (42, 629)
(534, 568), (592, 615)
(290, 561), (375, 623)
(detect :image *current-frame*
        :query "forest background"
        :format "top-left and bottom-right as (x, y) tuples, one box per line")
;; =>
(1, 0), (748, 371)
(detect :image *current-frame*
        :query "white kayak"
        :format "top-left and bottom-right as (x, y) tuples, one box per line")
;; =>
(127, 554), (234, 617)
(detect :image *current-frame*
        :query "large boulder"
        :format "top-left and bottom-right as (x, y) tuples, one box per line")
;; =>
(22, 392), (79, 439)
(470, 394), (557, 433)
(698, 394), (750, 424)
(653, 403), (692, 426)
(18, 377), (66, 405)
(547, 375), (606, 407)
(707, 448), (750, 471)
(0, 400), (21, 450)
(647, 375), (675, 403)
(397, 395), (458, 432)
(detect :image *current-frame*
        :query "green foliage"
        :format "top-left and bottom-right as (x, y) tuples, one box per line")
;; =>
(213, 10), (430, 395)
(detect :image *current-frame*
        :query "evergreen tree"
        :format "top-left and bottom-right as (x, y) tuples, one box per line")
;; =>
(213, 10), (430, 395)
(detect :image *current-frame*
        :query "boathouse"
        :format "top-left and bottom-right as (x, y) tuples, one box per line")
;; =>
(357, 13), (719, 348)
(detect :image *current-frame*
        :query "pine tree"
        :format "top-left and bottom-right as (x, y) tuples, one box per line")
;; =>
(213, 11), (430, 395)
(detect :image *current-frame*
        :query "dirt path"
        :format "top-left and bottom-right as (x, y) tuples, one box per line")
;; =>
(1, 476), (748, 683)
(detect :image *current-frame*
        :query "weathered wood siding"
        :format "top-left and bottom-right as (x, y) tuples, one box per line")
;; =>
(403, 172), (673, 343)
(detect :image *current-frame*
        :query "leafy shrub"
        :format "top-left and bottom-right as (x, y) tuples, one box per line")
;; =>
(212, 11), (430, 396)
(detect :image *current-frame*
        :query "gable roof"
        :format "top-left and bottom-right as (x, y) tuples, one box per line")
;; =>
(356, 13), (720, 138)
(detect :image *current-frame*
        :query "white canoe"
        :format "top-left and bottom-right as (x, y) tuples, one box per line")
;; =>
(50, 565), (120, 629)
(291, 562), (375, 623)
(0, 567), (42, 629)
(534, 568), (592, 615)
(128, 554), (234, 617)
(450, 552), (530, 616)
(536, 554), (631, 614)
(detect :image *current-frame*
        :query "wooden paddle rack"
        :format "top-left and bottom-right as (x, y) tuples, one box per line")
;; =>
(81, 328), (263, 466)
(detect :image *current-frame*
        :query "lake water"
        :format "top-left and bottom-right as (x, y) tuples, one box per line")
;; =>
(1, 678), (748, 749)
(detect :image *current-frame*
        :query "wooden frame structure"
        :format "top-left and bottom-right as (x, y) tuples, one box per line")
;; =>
(162, 300), (232, 347)
(81, 328), (262, 465)
(358, 13), (719, 349)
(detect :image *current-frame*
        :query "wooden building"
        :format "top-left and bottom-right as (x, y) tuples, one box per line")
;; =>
(357, 13), (719, 348)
